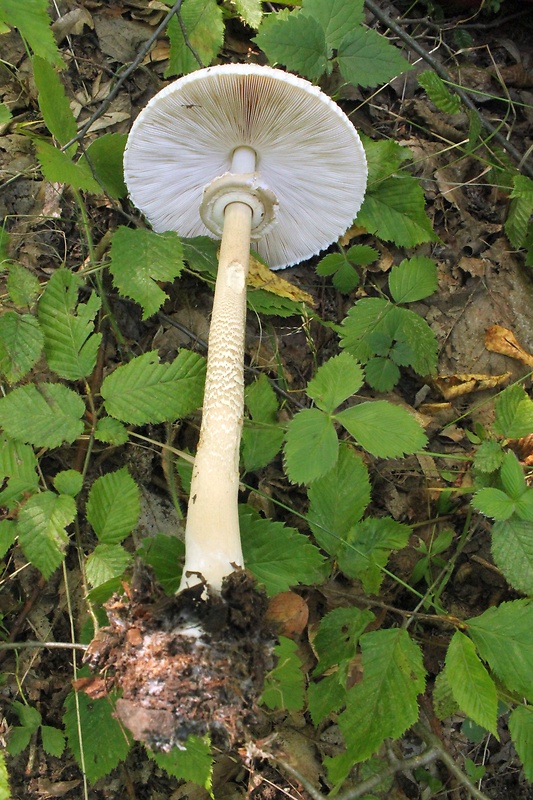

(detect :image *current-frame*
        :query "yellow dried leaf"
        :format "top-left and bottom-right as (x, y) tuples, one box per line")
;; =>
(248, 254), (315, 306)
(485, 325), (533, 367)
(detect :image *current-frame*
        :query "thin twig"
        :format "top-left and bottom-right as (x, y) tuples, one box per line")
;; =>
(363, 0), (533, 180)
(61, 0), (185, 152)
(175, 5), (204, 67)
(0, 641), (88, 651)
(399, 10), (530, 31)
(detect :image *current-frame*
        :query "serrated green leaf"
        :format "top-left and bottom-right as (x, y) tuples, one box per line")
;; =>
(509, 705), (533, 781)
(247, 288), (306, 317)
(12, 701), (41, 731)
(109, 227), (184, 319)
(418, 71), (461, 114)
(94, 417), (129, 446)
(262, 637), (305, 711)
(41, 725), (65, 757)
(364, 357), (400, 392)
(473, 440), (505, 473)
(433, 670), (459, 720)
(0, 102), (12, 125)
(336, 401), (427, 458)
(242, 375), (284, 472)
(7, 727), (32, 756)
(468, 600), (533, 702)
(0, 311), (44, 382)
(300, 0), (364, 49)
(137, 534), (185, 594)
(150, 737), (212, 788)
(240, 506), (326, 595)
(472, 488), (516, 521)
(357, 176), (437, 247)
(33, 56), (77, 148)
(82, 133), (127, 198)
(17, 491), (75, 578)
(0, 0), (63, 66)
(6, 262), (41, 307)
(491, 519), (533, 595)
(0, 438), (39, 507)
(254, 11), (328, 81)
(86, 543), (132, 587)
(514, 490), (533, 520)
(328, 629), (425, 786)
(283, 408), (338, 484)
(233, 0), (262, 27)
(308, 673), (347, 726)
(389, 257), (438, 303)
(494, 384), (533, 439)
(0, 520), (16, 558)
(307, 446), (371, 555)
(313, 607), (374, 676)
(362, 137), (410, 183)
(500, 450), (526, 498)
(505, 175), (533, 248)
(0, 383), (85, 448)
(337, 27), (411, 88)
(445, 631), (498, 736)
(307, 353), (364, 414)
(102, 350), (205, 425)
(53, 469), (83, 497)
(165, 0), (224, 76)
(392, 307), (438, 376)
(317, 253), (360, 293)
(337, 516), (411, 593)
(64, 688), (131, 784)
(86, 468), (140, 544)
(340, 297), (393, 362)
(0, 751), (10, 800)
(36, 141), (102, 192)
(38, 268), (102, 380)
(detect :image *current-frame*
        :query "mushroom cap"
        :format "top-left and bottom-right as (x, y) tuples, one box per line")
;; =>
(124, 64), (367, 270)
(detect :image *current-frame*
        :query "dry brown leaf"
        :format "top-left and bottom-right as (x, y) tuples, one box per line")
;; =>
(485, 324), (533, 367)
(432, 372), (511, 400)
(248, 255), (315, 306)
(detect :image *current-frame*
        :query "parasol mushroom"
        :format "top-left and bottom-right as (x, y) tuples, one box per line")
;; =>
(124, 64), (368, 593)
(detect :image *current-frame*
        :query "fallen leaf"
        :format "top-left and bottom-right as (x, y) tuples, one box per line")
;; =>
(432, 372), (511, 400)
(485, 325), (533, 367)
(248, 255), (315, 306)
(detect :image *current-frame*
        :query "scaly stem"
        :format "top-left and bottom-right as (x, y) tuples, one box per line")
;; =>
(179, 200), (253, 591)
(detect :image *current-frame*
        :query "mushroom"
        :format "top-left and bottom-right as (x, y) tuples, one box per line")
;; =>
(124, 64), (367, 593)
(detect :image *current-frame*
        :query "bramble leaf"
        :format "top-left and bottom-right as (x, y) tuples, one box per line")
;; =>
(491, 519), (533, 596)
(82, 134), (127, 198)
(505, 175), (533, 248)
(0, 311), (43, 382)
(102, 350), (205, 425)
(254, 11), (328, 81)
(445, 631), (498, 736)
(86, 544), (132, 587)
(284, 408), (338, 484)
(33, 56), (77, 148)
(301, 0), (364, 49)
(0, 438), (39, 508)
(240, 506), (326, 595)
(0, 383), (85, 448)
(306, 352), (364, 413)
(38, 268), (102, 380)
(308, 673), (347, 726)
(150, 737), (212, 788)
(108, 227), (184, 319)
(242, 375), (284, 472)
(233, 0), (262, 27)
(262, 637), (305, 711)
(337, 27), (411, 88)
(35, 142), (102, 192)
(337, 516), (411, 593)
(94, 417), (129, 446)
(0, 0), (63, 66)
(53, 469), (83, 497)
(86, 468), (140, 544)
(6, 263), (41, 307)
(165, 0), (224, 76)
(313, 607), (374, 676)
(17, 492), (76, 578)
(137, 534), (185, 595)
(509, 705), (533, 781)
(357, 176), (437, 247)
(336, 401), (427, 458)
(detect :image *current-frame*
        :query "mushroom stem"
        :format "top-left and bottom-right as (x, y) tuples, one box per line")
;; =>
(179, 198), (253, 592)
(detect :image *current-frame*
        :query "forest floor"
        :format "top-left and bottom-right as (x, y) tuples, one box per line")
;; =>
(1, 1), (533, 799)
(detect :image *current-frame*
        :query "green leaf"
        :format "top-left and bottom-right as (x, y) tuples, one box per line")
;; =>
(64, 688), (131, 784)
(328, 629), (425, 785)
(505, 175), (533, 248)
(33, 56), (77, 148)
(433, 670), (459, 720)
(150, 737), (212, 788)
(337, 27), (412, 88)
(313, 607), (374, 676)
(6, 262), (41, 307)
(242, 375), (284, 472)
(0, 311), (44, 382)
(308, 673), (347, 726)
(35, 141), (102, 192)
(0, 102), (12, 125)
(94, 417), (129, 445)
(509, 705), (533, 781)
(472, 488), (516, 521)
(500, 450), (526, 498)
(340, 297), (393, 362)
(337, 516), (411, 593)
(316, 247), (377, 294)
(38, 269), (102, 380)
(389, 257), (438, 303)
(262, 636), (305, 711)
(362, 137), (410, 184)
(364, 357), (400, 392)
(102, 350), (205, 425)
(445, 631), (498, 736)
(0, 751), (10, 800)
(41, 725), (65, 757)
(86, 543), (132, 587)
(86, 468), (140, 544)
(307, 446), (371, 555)
(307, 352), (364, 413)
(0, 520), (16, 558)
(233, 0), (262, 27)
(300, 0), (364, 49)
(336, 401), (427, 458)
(283, 408), (338, 484)
(17, 492), (76, 578)
(494, 384), (533, 439)
(418, 71), (461, 114)
(165, 0), (224, 76)
(240, 506), (326, 595)
(491, 519), (533, 595)
(53, 469), (83, 497)
(137, 534), (185, 594)
(0, 0), (63, 66)
(109, 227), (184, 319)
(357, 176), (437, 247)
(468, 600), (533, 702)
(7, 727), (32, 756)
(12, 701), (41, 731)
(473, 440), (505, 473)
(247, 289), (307, 317)
(392, 307), (438, 376)
(254, 11), (328, 81)
(0, 383), (85, 448)
(0, 438), (39, 507)
(82, 134), (127, 198)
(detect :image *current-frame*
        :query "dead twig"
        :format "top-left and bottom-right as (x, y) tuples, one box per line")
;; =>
(0, 641), (87, 651)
